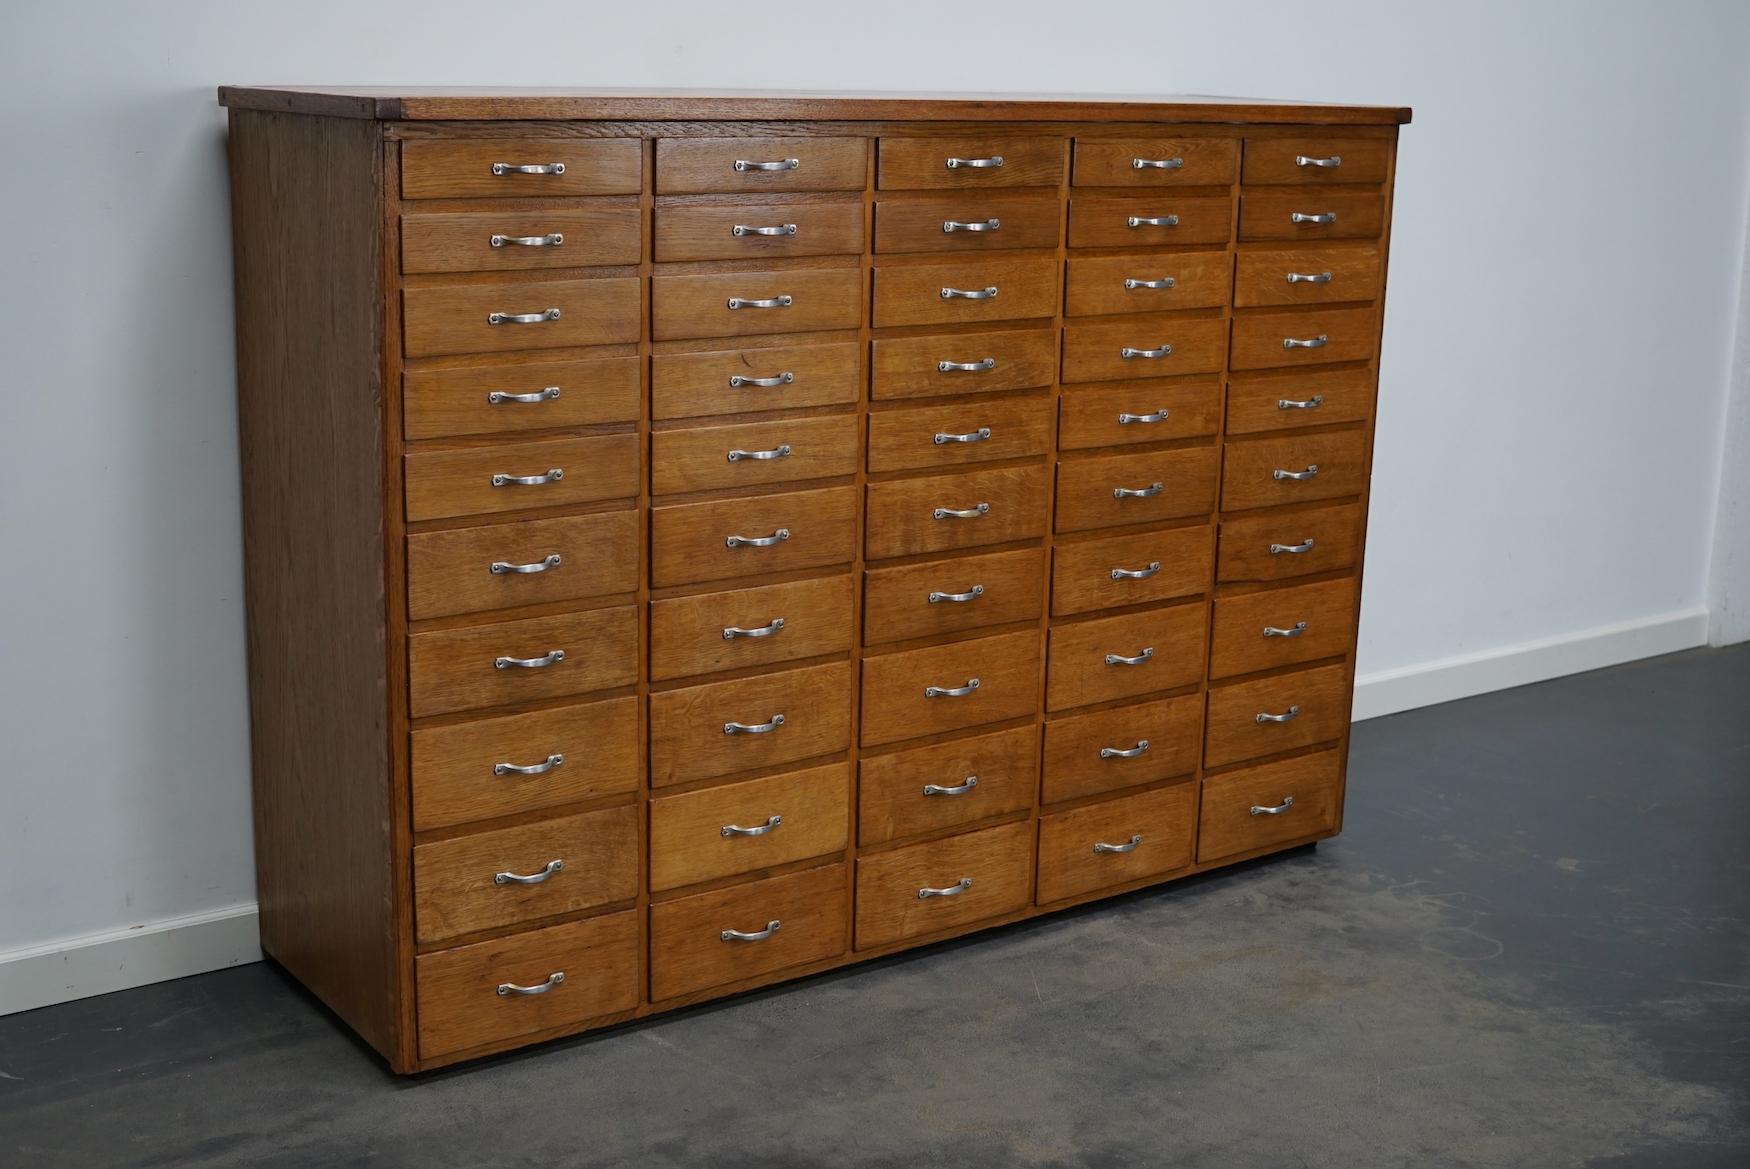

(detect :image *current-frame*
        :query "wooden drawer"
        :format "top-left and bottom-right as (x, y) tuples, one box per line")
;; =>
(402, 277), (640, 358)
(402, 139), (641, 199)
(874, 193), (1061, 253)
(859, 630), (1040, 748)
(1042, 694), (1201, 804)
(652, 341), (860, 421)
(1051, 524), (1211, 616)
(403, 433), (638, 523)
(408, 606), (638, 718)
(652, 268), (862, 341)
(1057, 377), (1219, 450)
(1221, 430), (1369, 511)
(1067, 195), (1232, 248)
(1045, 603), (1206, 712)
(412, 804), (638, 944)
(858, 725), (1038, 846)
(1061, 317), (1227, 383)
(1234, 246), (1382, 308)
(1205, 662), (1351, 769)
(1072, 136), (1239, 187)
(410, 696), (638, 832)
(855, 821), (1032, 948)
(1037, 784), (1195, 904)
(649, 762), (850, 891)
(1218, 502), (1363, 584)
(1231, 307), (1378, 371)
(1209, 577), (1358, 679)
(1239, 190), (1385, 242)
(865, 464), (1050, 560)
(402, 207), (640, 274)
(871, 327), (1056, 400)
(651, 414), (860, 495)
(650, 864), (848, 1001)
(866, 396), (1054, 473)
(1226, 368), (1375, 435)
(878, 136), (1063, 190)
(1064, 252), (1231, 317)
(650, 661), (852, 787)
(863, 548), (1044, 646)
(872, 257), (1058, 328)
(1243, 137), (1391, 186)
(1053, 447), (1217, 533)
(403, 356), (639, 441)
(650, 485), (857, 588)
(651, 574), (855, 682)
(406, 511), (638, 621)
(655, 136), (867, 194)
(653, 199), (865, 262)
(1198, 749), (1342, 863)
(415, 910), (639, 1061)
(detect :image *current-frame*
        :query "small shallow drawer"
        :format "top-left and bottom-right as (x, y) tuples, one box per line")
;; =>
(1058, 377), (1219, 451)
(650, 485), (857, 588)
(1042, 694), (1202, 804)
(878, 136), (1063, 190)
(1053, 447), (1217, 534)
(650, 864), (848, 1001)
(1045, 603), (1206, 712)
(408, 606), (638, 718)
(412, 804), (638, 944)
(650, 762), (850, 891)
(650, 661), (852, 788)
(1239, 190), (1385, 242)
(1067, 195), (1232, 248)
(860, 629), (1040, 748)
(1226, 368), (1375, 435)
(403, 278), (640, 359)
(871, 257), (1058, 328)
(1072, 137), (1239, 188)
(656, 136), (867, 194)
(1205, 662), (1351, 769)
(653, 341), (860, 421)
(858, 725), (1038, 846)
(652, 415), (860, 495)
(415, 910), (639, 1062)
(866, 396), (1055, 473)
(1065, 252), (1231, 317)
(1061, 317), (1227, 383)
(874, 193), (1061, 253)
(1221, 430), (1369, 511)
(403, 356), (639, 441)
(1234, 246), (1382, 308)
(863, 547), (1044, 647)
(410, 695), (638, 832)
(402, 206), (640, 275)
(865, 464), (1050, 560)
(1198, 749), (1342, 863)
(654, 199), (865, 262)
(1242, 137), (1391, 186)
(652, 267), (862, 341)
(403, 433), (639, 523)
(1036, 784), (1195, 904)
(1231, 307), (1378, 371)
(854, 821), (1032, 949)
(651, 574), (855, 682)
(402, 139), (641, 199)
(1209, 577), (1358, 679)
(1218, 502), (1363, 584)
(406, 510), (638, 621)
(1051, 524), (1211, 616)
(871, 327), (1055, 400)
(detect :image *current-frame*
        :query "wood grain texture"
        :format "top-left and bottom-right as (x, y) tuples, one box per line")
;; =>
(650, 485), (858, 588)
(1050, 524), (1212, 616)
(862, 548), (1045, 646)
(405, 510), (638, 621)
(1217, 501), (1363, 584)
(652, 340), (861, 420)
(1197, 749), (1342, 862)
(1208, 577), (1359, 679)
(859, 629), (1041, 748)
(1056, 377), (1220, 450)
(1071, 136), (1239, 187)
(1241, 136), (1391, 185)
(1067, 195), (1232, 248)
(1233, 246), (1382, 308)
(866, 396), (1055, 473)
(871, 256), (1059, 327)
(407, 605), (638, 718)
(873, 193), (1061, 253)
(650, 864), (849, 1000)
(401, 206), (640, 273)
(1204, 662), (1351, 768)
(1229, 306), (1378, 371)
(655, 136), (867, 194)
(853, 821), (1033, 949)
(1238, 190), (1385, 242)
(1052, 446), (1217, 533)
(1036, 783), (1194, 904)
(1225, 367), (1375, 435)
(1045, 603), (1207, 712)
(649, 762), (850, 890)
(1064, 252), (1232, 317)
(402, 276), (640, 357)
(403, 433), (639, 522)
(400, 138), (641, 198)
(653, 198), (866, 261)
(864, 464), (1050, 559)
(403, 356), (640, 440)
(650, 574), (855, 681)
(649, 661), (853, 787)
(877, 136), (1065, 190)
(651, 267), (862, 340)
(1061, 316), (1227, 383)
(870, 326), (1057, 399)
(857, 725), (1038, 846)
(1041, 694), (1202, 804)
(1219, 428), (1369, 511)
(651, 414), (860, 494)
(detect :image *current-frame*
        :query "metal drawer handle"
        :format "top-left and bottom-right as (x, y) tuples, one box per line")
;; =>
(1127, 214), (1180, 228)
(735, 157), (799, 172)
(933, 502), (991, 520)
(722, 920), (781, 942)
(732, 223), (798, 237)
(1283, 335), (1329, 350)
(1263, 622), (1309, 639)
(1113, 481), (1164, 499)
(946, 156), (1004, 169)
(724, 617), (786, 640)
(730, 371), (795, 388)
(923, 775), (979, 797)
(934, 427), (992, 445)
(1271, 539), (1316, 555)
(490, 553), (562, 576)
(1287, 271), (1333, 284)
(721, 815), (783, 838)
(727, 444), (792, 462)
(1296, 154), (1342, 168)
(1124, 276), (1176, 290)
(497, 971), (565, 997)
(1105, 647), (1154, 666)
(487, 386), (561, 405)
(490, 233), (564, 249)
(1278, 394), (1325, 410)
(1110, 562), (1162, 581)
(726, 529), (790, 548)
(495, 859), (564, 886)
(495, 649), (565, 670)
(1118, 408), (1169, 425)
(1132, 156), (1185, 170)
(941, 285), (999, 300)
(924, 678), (980, 698)
(727, 295), (793, 310)
(724, 713), (786, 735)
(928, 584), (985, 604)
(1256, 706), (1301, 724)
(1274, 464), (1320, 481)
(495, 754), (564, 777)
(944, 218), (1001, 233)
(938, 357), (997, 373)
(491, 468), (564, 488)
(918, 877), (974, 898)
(1250, 795), (1296, 816)
(487, 308), (561, 326)
(1093, 834), (1144, 854)
(1291, 211), (1338, 224)
(1100, 740), (1150, 759)
(1120, 344), (1172, 360)
(491, 162), (565, 176)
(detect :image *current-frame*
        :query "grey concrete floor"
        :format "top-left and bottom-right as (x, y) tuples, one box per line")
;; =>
(2, 644), (1747, 1168)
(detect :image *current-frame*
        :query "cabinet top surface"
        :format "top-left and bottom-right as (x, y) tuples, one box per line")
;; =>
(217, 86), (1412, 125)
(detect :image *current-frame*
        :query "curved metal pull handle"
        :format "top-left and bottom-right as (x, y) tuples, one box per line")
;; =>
(1274, 464), (1320, 481)
(494, 754), (563, 777)
(918, 877), (974, 898)
(491, 468), (564, 488)
(497, 971), (565, 996)
(941, 285), (999, 300)
(490, 553), (562, 576)
(946, 155), (1004, 169)
(726, 528), (791, 549)
(1127, 214), (1181, 228)
(721, 814), (783, 838)
(735, 157), (799, 172)
(724, 713), (786, 735)
(1278, 394), (1325, 410)
(1099, 740), (1150, 759)
(487, 386), (561, 405)
(730, 371), (795, 388)
(490, 233), (564, 249)
(723, 617), (786, 640)
(923, 775), (979, 797)
(732, 223), (798, 237)
(1256, 706), (1302, 724)
(1295, 154), (1342, 168)
(495, 649), (565, 670)
(1118, 408), (1169, 425)
(1250, 795), (1296, 816)
(727, 444), (792, 463)
(1105, 647), (1154, 667)
(1291, 211), (1338, 224)
(933, 502), (991, 520)
(1283, 335), (1329, 350)
(1132, 156), (1185, 170)
(934, 427), (992, 445)
(938, 357), (996, 373)
(1093, 834), (1144, 854)
(1286, 271), (1333, 285)
(722, 920), (781, 942)
(1113, 481), (1164, 499)
(487, 308), (561, 326)
(944, 218), (1001, 233)
(1270, 539), (1316, 555)
(492, 162), (565, 176)
(1124, 276), (1177, 290)
(928, 584), (985, 604)
(1110, 562), (1162, 581)
(1120, 344), (1172, 360)
(924, 678), (980, 698)
(727, 294), (793, 310)
(1263, 622), (1309, 638)
(495, 859), (564, 886)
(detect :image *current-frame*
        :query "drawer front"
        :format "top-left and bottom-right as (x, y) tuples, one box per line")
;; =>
(415, 910), (640, 1061)
(1218, 502), (1363, 584)
(1067, 195), (1233, 248)
(859, 630), (1041, 748)
(1053, 447), (1217, 533)
(1239, 190), (1385, 242)
(1042, 694), (1202, 804)
(1221, 430), (1369, 511)
(1061, 317), (1227, 384)
(410, 696), (638, 832)
(1045, 603), (1206, 712)
(1036, 784), (1195, 904)
(650, 661), (852, 787)
(1242, 137), (1391, 186)
(1198, 749), (1343, 862)
(858, 725), (1038, 846)
(412, 805), (639, 944)
(403, 277), (640, 358)
(1205, 662), (1351, 768)
(1064, 252), (1232, 317)
(653, 199), (865, 262)
(871, 327), (1056, 400)
(401, 207), (641, 274)
(655, 136), (867, 194)
(865, 465), (1050, 559)
(402, 139), (641, 199)
(650, 574), (855, 682)
(855, 821), (1032, 948)
(871, 257), (1059, 328)
(649, 762), (851, 891)
(650, 485), (857, 588)
(406, 510), (639, 621)
(1230, 307), (1378, 371)
(878, 136), (1064, 190)
(651, 414), (861, 495)
(1234, 246), (1382, 308)
(408, 606), (638, 718)
(1226, 368), (1375, 435)
(653, 341), (860, 421)
(863, 548), (1044, 646)
(403, 433), (639, 522)
(650, 864), (848, 1001)
(1057, 377), (1220, 451)
(403, 357), (639, 441)
(1051, 524), (1212, 616)
(867, 396), (1055, 473)
(1072, 137), (1240, 187)
(874, 193), (1061, 253)
(1209, 577), (1359, 679)
(652, 268), (862, 341)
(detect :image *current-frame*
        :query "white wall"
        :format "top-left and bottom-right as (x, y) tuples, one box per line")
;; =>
(2, 0), (1747, 1010)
